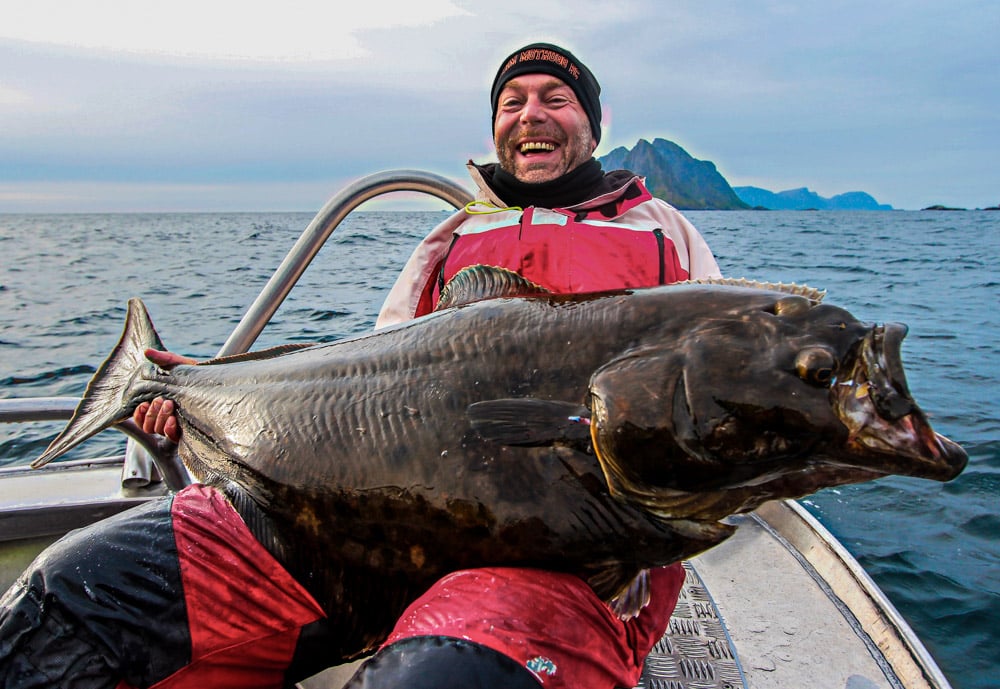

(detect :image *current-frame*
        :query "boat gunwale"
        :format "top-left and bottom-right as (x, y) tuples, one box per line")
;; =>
(753, 499), (952, 689)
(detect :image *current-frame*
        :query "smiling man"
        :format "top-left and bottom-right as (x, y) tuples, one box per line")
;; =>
(376, 41), (719, 325)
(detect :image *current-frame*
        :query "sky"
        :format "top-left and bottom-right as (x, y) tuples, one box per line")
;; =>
(0, 0), (997, 212)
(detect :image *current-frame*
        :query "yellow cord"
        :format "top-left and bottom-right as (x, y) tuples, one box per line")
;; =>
(463, 200), (523, 215)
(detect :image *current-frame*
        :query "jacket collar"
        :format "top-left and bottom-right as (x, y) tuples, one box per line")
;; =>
(466, 160), (647, 218)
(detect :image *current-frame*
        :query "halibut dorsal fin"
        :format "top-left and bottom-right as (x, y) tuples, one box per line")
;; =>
(682, 277), (826, 303)
(439, 267), (826, 307)
(437, 265), (551, 311)
(198, 343), (316, 366)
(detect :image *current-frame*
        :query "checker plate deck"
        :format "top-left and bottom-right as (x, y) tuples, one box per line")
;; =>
(636, 562), (746, 689)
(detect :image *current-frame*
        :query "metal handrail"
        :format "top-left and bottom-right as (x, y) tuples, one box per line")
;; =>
(2, 170), (472, 492)
(218, 169), (473, 356)
(0, 397), (77, 422)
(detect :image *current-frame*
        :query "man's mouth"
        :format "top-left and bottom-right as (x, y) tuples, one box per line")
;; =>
(519, 141), (556, 155)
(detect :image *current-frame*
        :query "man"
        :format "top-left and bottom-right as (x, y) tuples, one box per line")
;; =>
(133, 42), (719, 688)
(342, 43), (720, 689)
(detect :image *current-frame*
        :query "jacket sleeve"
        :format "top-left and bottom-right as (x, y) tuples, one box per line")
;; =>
(614, 195), (721, 282)
(375, 211), (467, 328)
(651, 199), (722, 281)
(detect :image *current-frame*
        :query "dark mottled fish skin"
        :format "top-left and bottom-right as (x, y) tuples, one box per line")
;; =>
(33, 275), (967, 659)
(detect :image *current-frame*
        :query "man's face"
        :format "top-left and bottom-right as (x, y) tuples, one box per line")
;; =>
(494, 73), (597, 184)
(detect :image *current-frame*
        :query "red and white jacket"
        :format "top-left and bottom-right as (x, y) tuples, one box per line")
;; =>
(376, 163), (721, 327)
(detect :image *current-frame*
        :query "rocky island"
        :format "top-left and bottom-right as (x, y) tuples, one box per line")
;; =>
(599, 138), (894, 211)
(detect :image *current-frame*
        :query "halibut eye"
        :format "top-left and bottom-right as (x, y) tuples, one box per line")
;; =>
(795, 348), (837, 387)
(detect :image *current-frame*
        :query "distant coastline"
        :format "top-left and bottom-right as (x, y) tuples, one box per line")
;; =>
(733, 185), (891, 211)
(922, 204), (1000, 211)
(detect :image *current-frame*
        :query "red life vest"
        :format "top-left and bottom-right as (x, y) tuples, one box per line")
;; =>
(431, 184), (687, 309)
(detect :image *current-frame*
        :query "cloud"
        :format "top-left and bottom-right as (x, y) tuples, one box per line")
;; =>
(1, 1), (997, 211)
(2, 1), (471, 61)
(0, 84), (32, 108)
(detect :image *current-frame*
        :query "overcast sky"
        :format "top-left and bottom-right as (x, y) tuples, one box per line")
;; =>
(1, 0), (996, 212)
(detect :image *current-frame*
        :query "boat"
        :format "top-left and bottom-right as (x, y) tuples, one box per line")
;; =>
(0, 170), (954, 689)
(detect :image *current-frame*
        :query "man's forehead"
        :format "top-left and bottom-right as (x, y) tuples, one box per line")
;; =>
(499, 74), (573, 93)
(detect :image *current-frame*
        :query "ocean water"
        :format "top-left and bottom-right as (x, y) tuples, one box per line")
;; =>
(1, 209), (997, 688)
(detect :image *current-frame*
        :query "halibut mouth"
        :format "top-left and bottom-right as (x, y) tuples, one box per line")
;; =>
(834, 322), (967, 481)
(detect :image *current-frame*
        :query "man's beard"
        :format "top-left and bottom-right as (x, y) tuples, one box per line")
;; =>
(495, 126), (594, 182)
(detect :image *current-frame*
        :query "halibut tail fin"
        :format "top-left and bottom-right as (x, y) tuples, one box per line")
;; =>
(32, 298), (165, 468)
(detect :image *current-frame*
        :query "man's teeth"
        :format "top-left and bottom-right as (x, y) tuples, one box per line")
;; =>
(520, 142), (556, 153)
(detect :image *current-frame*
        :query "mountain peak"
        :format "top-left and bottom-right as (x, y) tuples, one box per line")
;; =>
(598, 138), (747, 210)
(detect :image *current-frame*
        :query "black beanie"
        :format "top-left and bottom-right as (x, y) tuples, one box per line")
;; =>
(490, 42), (602, 144)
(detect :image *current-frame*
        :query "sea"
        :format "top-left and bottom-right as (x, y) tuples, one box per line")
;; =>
(1, 209), (997, 689)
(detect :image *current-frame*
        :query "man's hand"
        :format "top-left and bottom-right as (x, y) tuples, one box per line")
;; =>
(132, 349), (198, 443)
(135, 397), (181, 443)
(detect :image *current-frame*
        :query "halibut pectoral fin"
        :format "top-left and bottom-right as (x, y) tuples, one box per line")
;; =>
(467, 398), (591, 447)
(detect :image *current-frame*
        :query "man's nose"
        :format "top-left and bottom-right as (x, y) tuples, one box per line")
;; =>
(519, 95), (547, 123)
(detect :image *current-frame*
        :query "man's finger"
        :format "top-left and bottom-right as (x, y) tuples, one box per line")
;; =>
(145, 349), (198, 369)
(143, 398), (163, 434)
(154, 399), (174, 436)
(163, 415), (181, 443)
